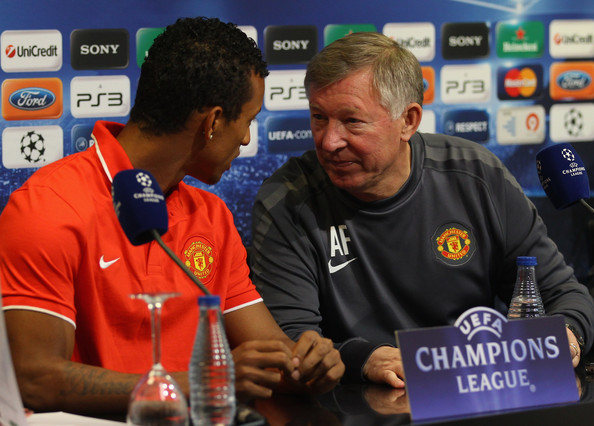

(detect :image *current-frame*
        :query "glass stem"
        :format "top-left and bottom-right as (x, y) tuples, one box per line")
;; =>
(150, 301), (163, 368)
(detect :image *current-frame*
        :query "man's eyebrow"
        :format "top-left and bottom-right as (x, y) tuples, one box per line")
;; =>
(310, 104), (361, 115)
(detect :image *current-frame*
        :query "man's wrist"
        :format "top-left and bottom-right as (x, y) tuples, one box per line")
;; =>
(566, 323), (585, 354)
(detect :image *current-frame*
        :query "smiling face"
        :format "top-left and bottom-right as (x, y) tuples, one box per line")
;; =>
(309, 67), (418, 202)
(189, 72), (264, 185)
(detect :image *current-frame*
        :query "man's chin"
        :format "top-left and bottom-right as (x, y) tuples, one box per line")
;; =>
(328, 178), (357, 194)
(191, 173), (222, 186)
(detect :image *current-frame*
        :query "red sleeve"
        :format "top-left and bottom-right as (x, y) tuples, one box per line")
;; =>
(0, 185), (82, 325)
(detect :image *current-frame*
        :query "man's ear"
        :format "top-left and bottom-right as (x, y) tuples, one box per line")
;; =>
(203, 106), (223, 140)
(400, 102), (423, 141)
(187, 106), (223, 141)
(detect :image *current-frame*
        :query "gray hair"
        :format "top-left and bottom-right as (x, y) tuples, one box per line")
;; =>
(304, 32), (424, 118)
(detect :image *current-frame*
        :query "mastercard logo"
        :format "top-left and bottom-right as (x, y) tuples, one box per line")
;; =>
(497, 64), (542, 100)
(503, 67), (538, 97)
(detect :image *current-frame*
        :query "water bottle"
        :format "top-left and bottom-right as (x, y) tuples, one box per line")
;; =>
(507, 256), (545, 319)
(189, 295), (236, 426)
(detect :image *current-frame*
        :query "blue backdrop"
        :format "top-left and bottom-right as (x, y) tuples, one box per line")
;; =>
(1, 0), (593, 282)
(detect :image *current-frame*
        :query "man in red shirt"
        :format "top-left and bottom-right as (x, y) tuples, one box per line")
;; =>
(0, 17), (344, 415)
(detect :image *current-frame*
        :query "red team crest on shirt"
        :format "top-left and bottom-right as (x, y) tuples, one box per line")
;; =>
(183, 237), (216, 283)
(432, 223), (476, 266)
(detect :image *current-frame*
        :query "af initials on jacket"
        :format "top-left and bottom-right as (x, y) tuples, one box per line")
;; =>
(328, 224), (358, 274)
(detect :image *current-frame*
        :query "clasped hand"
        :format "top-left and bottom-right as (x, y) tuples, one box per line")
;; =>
(232, 330), (344, 401)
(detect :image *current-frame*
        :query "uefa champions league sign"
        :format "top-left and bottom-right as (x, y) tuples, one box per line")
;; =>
(396, 307), (578, 422)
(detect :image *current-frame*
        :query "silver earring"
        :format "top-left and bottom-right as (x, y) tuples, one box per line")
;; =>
(209, 133), (214, 140)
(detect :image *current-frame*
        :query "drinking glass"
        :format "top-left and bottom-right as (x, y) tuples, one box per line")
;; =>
(127, 292), (189, 426)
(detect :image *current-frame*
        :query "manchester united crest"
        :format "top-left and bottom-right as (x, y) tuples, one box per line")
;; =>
(183, 237), (216, 282)
(432, 223), (476, 266)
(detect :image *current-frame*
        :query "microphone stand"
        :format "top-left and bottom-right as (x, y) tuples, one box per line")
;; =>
(150, 229), (212, 296)
(581, 199), (594, 215)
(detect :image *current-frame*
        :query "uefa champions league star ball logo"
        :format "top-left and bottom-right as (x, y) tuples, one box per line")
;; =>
(20, 130), (46, 163)
(135, 172), (152, 187)
(564, 108), (583, 137)
(561, 148), (575, 162)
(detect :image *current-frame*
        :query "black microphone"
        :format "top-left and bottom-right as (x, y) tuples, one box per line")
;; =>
(536, 143), (594, 214)
(112, 169), (211, 295)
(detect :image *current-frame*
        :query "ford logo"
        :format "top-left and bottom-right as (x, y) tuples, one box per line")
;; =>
(9, 87), (56, 111)
(557, 71), (591, 91)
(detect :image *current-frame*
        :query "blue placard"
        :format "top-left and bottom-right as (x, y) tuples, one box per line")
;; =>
(396, 307), (578, 422)
(265, 115), (314, 154)
(443, 109), (489, 142)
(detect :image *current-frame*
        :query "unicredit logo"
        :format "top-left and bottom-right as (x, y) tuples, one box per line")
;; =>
(549, 20), (594, 58)
(1, 30), (62, 72)
(553, 33), (593, 45)
(16, 45), (58, 58)
(5, 44), (15, 58)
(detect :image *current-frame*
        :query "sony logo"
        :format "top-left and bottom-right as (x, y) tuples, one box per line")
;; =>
(272, 40), (310, 51)
(80, 44), (120, 55)
(449, 36), (483, 47)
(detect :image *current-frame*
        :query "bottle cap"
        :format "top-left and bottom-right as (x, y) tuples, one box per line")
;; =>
(516, 256), (537, 266)
(198, 294), (221, 306)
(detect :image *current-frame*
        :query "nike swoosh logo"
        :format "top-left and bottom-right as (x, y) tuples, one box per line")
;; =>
(328, 258), (358, 274)
(99, 255), (120, 269)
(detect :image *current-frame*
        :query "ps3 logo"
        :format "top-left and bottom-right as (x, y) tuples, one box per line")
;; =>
(70, 75), (130, 118)
(264, 70), (308, 111)
(441, 64), (491, 104)
(444, 80), (486, 95)
(75, 92), (123, 107)
(269, 86), (306, 101)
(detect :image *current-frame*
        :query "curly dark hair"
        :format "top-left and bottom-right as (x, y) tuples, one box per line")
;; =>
(129, 17), (268, 135)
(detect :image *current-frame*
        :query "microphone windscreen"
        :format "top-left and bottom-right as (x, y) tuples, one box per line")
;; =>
(536, 143), (590, 209)
(111, 169), (168, 245)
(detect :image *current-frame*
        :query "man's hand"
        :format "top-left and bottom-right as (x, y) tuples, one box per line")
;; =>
(232, 340), (296, 401)
(289, 330), (345, 394)
(566, 327), (582, 368)
(225, 304), (344, 398)
(362, 346), (405, 388)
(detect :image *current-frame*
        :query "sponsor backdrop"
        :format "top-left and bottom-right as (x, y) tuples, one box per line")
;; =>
(1, 0), (594, 282)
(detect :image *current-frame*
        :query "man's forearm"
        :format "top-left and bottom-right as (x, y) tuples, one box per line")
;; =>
(23, 361), (142, 415)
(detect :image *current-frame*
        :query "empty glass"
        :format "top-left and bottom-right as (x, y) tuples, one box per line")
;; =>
(126, 292), (189, 426)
